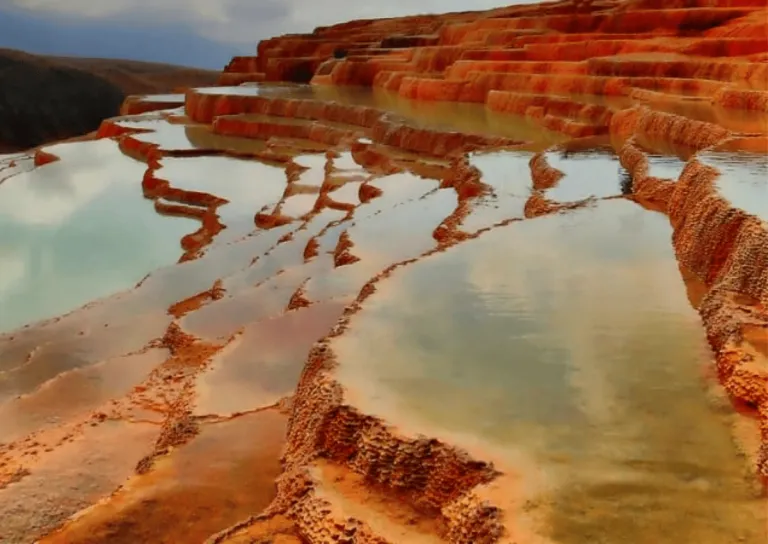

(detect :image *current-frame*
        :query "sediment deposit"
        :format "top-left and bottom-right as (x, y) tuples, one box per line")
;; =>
(1, 0), (767, 542)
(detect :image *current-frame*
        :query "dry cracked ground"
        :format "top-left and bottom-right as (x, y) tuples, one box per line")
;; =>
(1, 0), (768, 542)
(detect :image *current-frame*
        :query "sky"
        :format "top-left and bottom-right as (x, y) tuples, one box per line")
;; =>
(0, 0), (522, 68)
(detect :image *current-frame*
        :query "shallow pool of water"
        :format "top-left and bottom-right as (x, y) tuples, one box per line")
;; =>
(195, 301), (347, 416)
(332, 199), (766, 543)
(546, 149), (623, 202)
(0, 140), (196, 333)
(646, 153), (688, 181)
(39, 411), (285, 544)
(157, 156), (286, 228)
(328, 181), (363, 206)
(346, 187), (457, 267)
(140, 93), (184, 103)
(193, 85), (317, 99)
(116, 117), (269, 155)
(462, 151), (531, 232)
(700, 151), (768, 222)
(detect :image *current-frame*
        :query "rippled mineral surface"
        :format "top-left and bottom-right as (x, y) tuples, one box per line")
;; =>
(2, 0), (768, 542)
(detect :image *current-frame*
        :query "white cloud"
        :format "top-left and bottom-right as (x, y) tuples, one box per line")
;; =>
(0, 139), (136, 227)
(8, 0), (525, 44)
(0, 251), (26, 297)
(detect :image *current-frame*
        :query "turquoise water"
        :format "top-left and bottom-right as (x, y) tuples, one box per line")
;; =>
(0, 140), (196, 332)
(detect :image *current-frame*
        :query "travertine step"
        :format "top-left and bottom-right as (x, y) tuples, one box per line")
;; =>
(373, 71), (443, 91)
(458, 48), (527, 62)
(193, 94), (521, 157)
(539, 114), (609, 137)
(291, 460), (446, 544)
(487, 91), (613, 124)
(445, 60), (587, 80)
(213, 114), (361, 146)
(713, 86), (768, 112)
(512, 32), (668, 46)
(623, 0), (768, 9)
(587, 54), (768, 88)
(522, 40), (677, 61)
(409, 46), (472, 71)
(265, 57), (329, 82)
(486, 91), (613, 138)
(399, 73), (629, 102)
(442, 8), (751, 43)
(312, 58), (416, 86)
(523, 37), (768, 61)
(379, 34), (440, 48)
(344, 48), (413, 59)
(186, 91), (382, 126)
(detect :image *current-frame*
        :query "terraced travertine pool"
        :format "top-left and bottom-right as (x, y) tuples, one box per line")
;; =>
(0, 81), (766, 544)
(331, 199), (765, 543)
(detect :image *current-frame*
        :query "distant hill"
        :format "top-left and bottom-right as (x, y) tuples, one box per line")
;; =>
(0, 6), (249, 70)
(0, 48), (219, 151)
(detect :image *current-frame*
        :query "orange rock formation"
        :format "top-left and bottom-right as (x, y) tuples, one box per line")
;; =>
(213, 0), (768, 541)
(1, 0), (767, 543)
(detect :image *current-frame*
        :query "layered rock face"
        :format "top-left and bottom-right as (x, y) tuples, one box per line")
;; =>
(1, 1), (767, 543)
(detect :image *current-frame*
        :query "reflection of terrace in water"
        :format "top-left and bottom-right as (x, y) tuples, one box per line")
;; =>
(156, 155), (286, 235)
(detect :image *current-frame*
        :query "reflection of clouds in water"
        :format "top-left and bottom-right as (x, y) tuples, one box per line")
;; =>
(339, 201), (702, 449)
(701, 152), (768, 221)
(0, 140), (118, 227)
(470, 151), (533, 195)
(0, 251), (26, 297)
(159, 156), (287, 224)
(464, 203), (699, 431)
(0, 138), (195, 333)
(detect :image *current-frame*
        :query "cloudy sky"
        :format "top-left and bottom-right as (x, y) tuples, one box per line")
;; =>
(7, 0), (518, 46)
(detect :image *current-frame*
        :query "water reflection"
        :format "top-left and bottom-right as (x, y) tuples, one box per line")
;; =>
(333, 199), (765, 543)
(546, 149), (623, 202)
(646, 153), (688, 181)
(158, 156), (286, 229)
(0, 140), (196, 333)
(700, 151), (768, 221)
(462, 151), (531, 232)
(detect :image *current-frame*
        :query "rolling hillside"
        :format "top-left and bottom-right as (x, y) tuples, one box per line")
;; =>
(0, 48), (219, 151)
